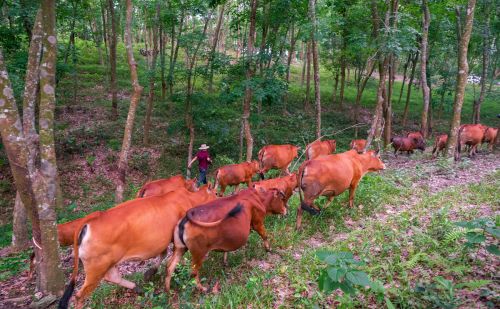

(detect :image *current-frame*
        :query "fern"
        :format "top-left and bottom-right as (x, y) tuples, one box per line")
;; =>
(443, 227), (466, 245)
(404, 252), (428, 269)
(456, 280), (491, 290)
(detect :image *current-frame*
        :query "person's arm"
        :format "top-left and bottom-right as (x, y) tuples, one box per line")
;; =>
(188, 156), (197, 168)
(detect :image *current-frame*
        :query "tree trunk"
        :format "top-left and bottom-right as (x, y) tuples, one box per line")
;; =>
(353, 58), (376, 137)
(107, 0), (118, 119)
(115, 0), (144, 203)
(300, 42), (306, 86)
(143, 5), (160, 146)
(12, 193), (29, 252)
(100, 0), (109, 66)
(367, 58), (389, 150)
(447, 0), (477, 158)
(159, 24), (167, 101)
(309, 0), (321, 138)
(397, 53), (411, 105)
(420, 0), (431, 138)
(304, 41), (311, 111)
(168, 13), (185, 98)
(243, 0), (258, 162)
(402, 51), (419, 126)
(332, 72), (339, 104)
(36, 0), (65, 294)
(472, 7), (489, 124)
(208, 3), (225, 92)
(384, 55), (394, 146)
(339, 58), (346, 108)
(63, 3), (77, 65)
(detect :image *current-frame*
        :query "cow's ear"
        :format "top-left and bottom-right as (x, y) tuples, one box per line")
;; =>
(278, 190), (286, 199)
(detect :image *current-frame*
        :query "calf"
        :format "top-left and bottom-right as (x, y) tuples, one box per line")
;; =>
(136, 175), (198, 198)
(252, 173), (298, 202)
(296, 150), (385, 229)
(165, 188), (287, 292)
(455, 124), (488, 160)
(58, 186), (216, 309)
(350, 139), (367, 153)
(431, 134), (448, 158)
(214, 161), (260, 196)
(391, 136), (426, 157)
(305, 139), (336, 160)
(258, 144), (300, 178)
(482, 127), (498, 151)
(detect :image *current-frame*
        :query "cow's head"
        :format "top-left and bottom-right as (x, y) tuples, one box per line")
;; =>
(413, 137), (426, 151)
(363, 150), (386, 171)
(185, 178), (199, 192)
(266, 189), (288, 215)
(250, 160), (260, 173)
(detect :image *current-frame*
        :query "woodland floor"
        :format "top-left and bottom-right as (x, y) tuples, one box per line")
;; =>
(0, 149), (498, 308)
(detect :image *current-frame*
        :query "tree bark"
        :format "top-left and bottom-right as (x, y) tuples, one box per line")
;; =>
(354, 58), (376, 137)
(108, 0), (118, 119)
(332, 72), (339, 105)
(447, 0), (477, 157)
(37, 0), (65, 294)
(115, 0), (144, 203)
(208, 3), (225, 92)
(143, 4), (160, 146)
(309, 0), (321, 138)
(300, 42), (306, 86)
(397, 53), (411, 105)
(304, 41), (311, 111)
(472, 5), (489, 124)
(167, 13), (185, 98)
(402, 51), (419, 126)
(420, 0), (431, 138)
(243, 0), (258, 162)
(339, 57), (346, 108)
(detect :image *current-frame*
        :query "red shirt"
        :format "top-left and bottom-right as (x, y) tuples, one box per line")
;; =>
(196, 150), (211, 170)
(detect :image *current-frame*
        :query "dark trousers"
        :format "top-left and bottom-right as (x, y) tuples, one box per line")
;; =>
(198, 168), (207, 185)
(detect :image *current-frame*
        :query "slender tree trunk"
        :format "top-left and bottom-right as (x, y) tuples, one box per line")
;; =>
(100, 0), (109, 66)
(420, 0), (431, 138)
(159, 25), (167, 101)
(397, 53), (412, 105)
(472, 8), (489, 124)
(304, 41), (311, 111)
(332, 72), (339, 104)
(402, 51), (419, 126)
(309, 0), (321, 138)
(63, 3), (77, 65)
(243, 0), (258, 162)
(107, 0), (118, 119)
(300, 42), (306, 86)
(367, 58), (389, 150)
(354, 58), (376, 137)
(339, 58), (346, 108)
(447, 0), (477, 158)
(208, 4), (225, 92)
(168, 14), (185, 98)
(12, 193), (29, 251)
(143, 5), (160, 146)
(115, 0), (144, 203)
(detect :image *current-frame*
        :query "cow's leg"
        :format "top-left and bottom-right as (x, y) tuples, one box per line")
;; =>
(246, 179), (252, 190)
(252, 220), (270, 252)
(233, 184), (240, 194)
(75, 263), (108, 309)
(190, 250), (208, 292)
(218, 185), (226, 197)
(394, 149), (398, 157)
(348, 179), (361, 208)
(223, 252), (228, 266)
(104, 266), (138, 291)
(165, 246), (187, 292)
(295, 206), (303, 230)
(144, 250), (167, 282)
(285, 163), (292, 175)
(324, 195), (335, 208)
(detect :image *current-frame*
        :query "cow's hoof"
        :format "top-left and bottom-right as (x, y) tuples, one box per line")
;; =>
(143, 267), (157, 282)
(301, 204), (320, 215)
(133, 285), (144, 295)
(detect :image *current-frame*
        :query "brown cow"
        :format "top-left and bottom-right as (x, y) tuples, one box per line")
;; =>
(350, 139), (367, 153)
(431, 134), (448, 158)
(455, 124), (488, 160)
(391, 136), (426, 157)
(482, 127), (498, 151)
(136, 175), (198, 198)
(296, 150), (385, 229)
(252, 173), (298, 202)
(305, 139), (336, 160)
(214, 161), (260, 196)
(164, 188), (287, 292)
(258, 144), (300, 178)
(58, 186), (217, 309)
(407, 131), (424, 143)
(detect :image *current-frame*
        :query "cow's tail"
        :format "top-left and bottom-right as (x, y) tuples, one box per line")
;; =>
(136, 186), (147, 198)
(432, 136), (438, 157)
(58, 220), (90, 309)
(213, 169), (220, 191)
(298, 163), (319, 215)
(258, 148), (265, 179)
(187, 203), (243, 228)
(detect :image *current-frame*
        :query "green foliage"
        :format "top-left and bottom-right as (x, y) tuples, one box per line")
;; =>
(0, 251), (30, 281)
(454, 217), (500, 255)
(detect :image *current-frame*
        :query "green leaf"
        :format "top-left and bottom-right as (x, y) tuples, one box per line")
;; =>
(485, 227), (500, 238)
(339, 281), (356, 294)
(465, 232), (486, 244)
(327, 267), (347, 282)
(485, 245), (500, 255)
(456, 280), (491, 290)
(454, 221), (474, 229)
(385, 297), (396, 309)
(346, 271), (371, 287)
(318, 271), (340, 293)
(369, 280), (386, 294)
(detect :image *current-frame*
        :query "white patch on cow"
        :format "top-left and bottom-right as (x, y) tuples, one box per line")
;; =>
(78, 225), (91, 260)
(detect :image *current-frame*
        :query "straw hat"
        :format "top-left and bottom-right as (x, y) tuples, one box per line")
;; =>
(199, 144), (210, 150)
